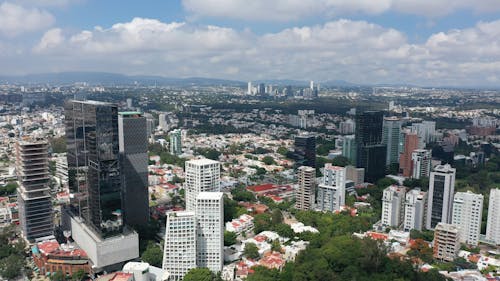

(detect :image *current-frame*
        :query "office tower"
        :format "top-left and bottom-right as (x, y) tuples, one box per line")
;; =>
(258, 83), (265, 95)
(143, 113), (155, 136)
(317, 164), (345, 212)
(345, 165), (364, 185)
(310, 80), (314, 90)
(433, 223), (459, 262)
(382, 117), (402, 166)
(426, 164), (456, 229)
(64, 100), (139, 270)
(162, 211), (197, 281)
(54, 153), (68, 187)
(293, 135), (316, 169)
(285, 85), (293, 97)
(355, 111), (386, 183)
(158, 113), (169, 131)
(126, 98), (132, 109)
(451, 191), (483, 246)
(411, 149), (432, 179)
(400, 132), (419, 177)
(486, 188), (500, 245)
(185, 159), (220, 212)
(339, 119), (355, 135)
(169, 129), (182, 156)
(295, 166), (315, 210)
(403, 189), (427, 231)
(196, 192), (224, 273)
(342, 135), (356, 164)
(411, 121), (436, 147)
(65, 100), (123, 235)
(118, 112), (149, 226)
(381, 185), (406, 227)
(16, 139), (53, 241)
(247, 82), (252, 95)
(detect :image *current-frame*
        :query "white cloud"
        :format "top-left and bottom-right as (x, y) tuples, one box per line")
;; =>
(10, 17), (500, 86)
(182, 0), (500, 21)
(0, 2), (55, 36)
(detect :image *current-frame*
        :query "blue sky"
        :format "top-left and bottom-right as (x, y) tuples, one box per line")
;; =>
(0, 0), (500, 86)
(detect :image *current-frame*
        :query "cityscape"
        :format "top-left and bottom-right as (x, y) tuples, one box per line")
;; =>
(0, 1), (500, 281)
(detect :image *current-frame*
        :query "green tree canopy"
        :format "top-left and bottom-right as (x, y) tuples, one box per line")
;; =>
(141, 242), (163, 267)
(224, 231), (237, 246)
(244, 242), (259, 259)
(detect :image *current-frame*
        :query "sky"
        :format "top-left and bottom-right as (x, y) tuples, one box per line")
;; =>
(0, 0), (500, 87)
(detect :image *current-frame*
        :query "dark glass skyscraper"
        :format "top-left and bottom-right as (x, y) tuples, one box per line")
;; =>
(65, 100), (123, 236)
(355, 111), (386, 183)
(294, 135), (316, 169)
(118, 112), (149, 226)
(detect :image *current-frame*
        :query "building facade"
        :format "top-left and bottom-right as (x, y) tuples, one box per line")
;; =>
(293, 135), (316, 169)
(411, 149), (432, 179)
(162, 211), (197, 281)
(451, 191), (483, 246)
(185, 159), (220, 212)
(426, 164), (456, 230)
(316, 164), (345, 212)
(486, 188), (500, 245)
(381, 185), (406, 228)
(342, 135), (356, 165)
(169, 129), (182, 155)
(295, 166), (315, 211)
(400, 132), (419, 177)
(403, 188), (427, 231)
(382, 117), (402, 166)
(433, 223), (459, 262)
(196, 192), (224, 274)
(355, 111), (386, 183)
(118, 112), (149, 226)
(16, 140), (54, 241)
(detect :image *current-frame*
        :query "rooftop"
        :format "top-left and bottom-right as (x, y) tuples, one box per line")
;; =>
(197, 191), (223, 200)
(187, 158), (220, 166)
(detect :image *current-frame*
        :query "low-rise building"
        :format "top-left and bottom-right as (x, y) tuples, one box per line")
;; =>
(225, 214), (254, 234)
(433, 223), (460, 262)
(32, 240), (91, 277)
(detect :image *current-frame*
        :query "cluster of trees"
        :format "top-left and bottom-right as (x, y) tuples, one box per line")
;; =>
(0, 182), (17, 196)
(316, 138), (336, 156)
(231, 186), (256, 202)
(195, 148), (221, 161)
(223, 196), (249, 222)
(141, 241), (163, 267)
(0, 226), (26, 280)
(183, 268), (222, 281)
(50, 137), (67, 153)
(253, 210), (294, 238)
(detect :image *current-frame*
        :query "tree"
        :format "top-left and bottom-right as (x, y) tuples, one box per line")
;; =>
(244, 242), (260, 259)
(253, 213), (272, 234)
(262, 156), (276, 165)
(0, 254), (24, 280)
(71, 269), (86, 281)
(277, 147), (288, 156)
(331, 156), (350, 167)
(183, 268), (218, 281)
(224, 231), (237, 246)
(273, 223), (294, 238)
(141, 242), (163, 267)
(271, 209), (283, 224)
(271, 239), (281, 252)
(51, 270), (65, 281)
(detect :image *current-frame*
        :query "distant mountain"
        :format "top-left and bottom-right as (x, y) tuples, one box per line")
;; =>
(0, 72), (245, 87)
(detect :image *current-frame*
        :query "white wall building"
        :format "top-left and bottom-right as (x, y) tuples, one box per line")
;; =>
(411, 149), (432, 179)
(486, 188), (500, 245)
(452, 191), (483, 246)
(196, 192), (224, 274)
(426, 164), (456, 230)
(411, 121), (436, 147)
(185, 159), (220, 211)
(381, 185), (406, 228)
(225, 214), (254, 234)
(403, 188), (427, 231)
(162, 211), (197, 281)
(316, 164), (345, 212)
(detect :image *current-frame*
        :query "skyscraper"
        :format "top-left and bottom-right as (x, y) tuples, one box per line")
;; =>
(118, 112), (149, 226)
(169, 129), (182, 155)
(486, 188), (500, 245)
(403, 188), (427, 231)
(317, 164), (345, 212)
(426, 164), (456, 229)
(196, 192), (224, 274)
(382, 116), (402, 166)
(247, 82), (252, 95)
(162, 211), (197, 281)
(185, 159), (220, 212)
(342, 135), (356, 164)
(293, 135), (316, 169)
(451, 191), (483, 246)
(400, 132), (419, 177)
(355, 111), (386, 183)
(381, 185), (406, 227)
(411, 149), (432, 179)
(295, 166), (315, 210)
(16, 139), (54, 241)
(411, 121), (436, 147)
(65, 100), (123, 235)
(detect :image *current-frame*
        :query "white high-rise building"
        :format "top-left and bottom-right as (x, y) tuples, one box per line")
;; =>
(403, 188), (427, 231)
(426, 164), (456, 230)
(310, 80), (314, 90)
(411, 149), (432, 179)
(295, 166), (315, 210)
(162, 211), (197, 281)
(316, 164), (345, 212)
(196, 192), (224, 274)
(451, 191), (483, 246)
(169, 129), (182, 155)
(185, 159), (220, 211)
(381, 185), (406, 227)
(486, 188), (500, 245)
(247, 82), (252, 95)
(382, 117), (402, 166)
(411, 121), (436, 147)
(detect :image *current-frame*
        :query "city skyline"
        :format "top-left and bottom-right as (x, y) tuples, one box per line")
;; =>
(0, 0), (499, 87)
